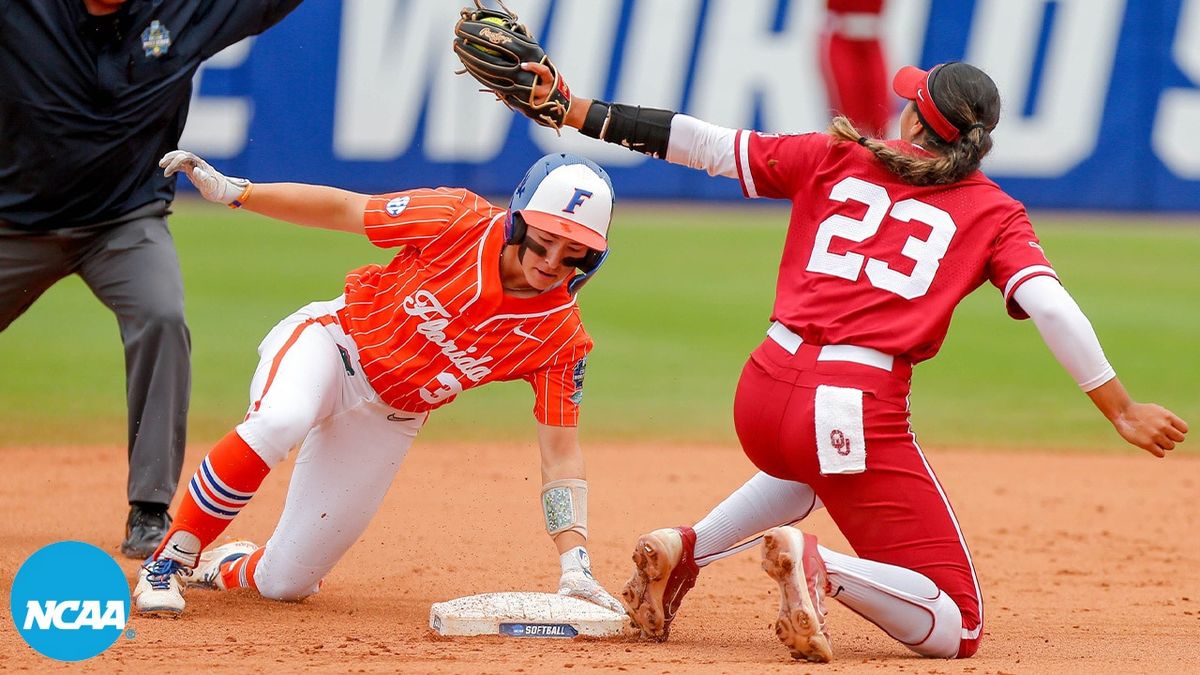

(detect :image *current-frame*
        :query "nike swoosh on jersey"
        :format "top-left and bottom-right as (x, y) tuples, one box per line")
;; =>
(512, 327), (544, 342)
(387, 413), (417, 422)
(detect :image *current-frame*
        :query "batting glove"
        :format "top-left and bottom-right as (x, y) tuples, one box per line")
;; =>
(159, 150), (250, 206)
(557, 547), (623, 614)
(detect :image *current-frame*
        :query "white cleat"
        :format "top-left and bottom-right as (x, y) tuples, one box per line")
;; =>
(191, 541), (259, 590)
(761, 527), (833, 663)
(134, 558), (191, 617)
(620, 526), (699, 641)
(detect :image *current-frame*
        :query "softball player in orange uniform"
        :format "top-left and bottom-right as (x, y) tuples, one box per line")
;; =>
(133, 150), (623, 616)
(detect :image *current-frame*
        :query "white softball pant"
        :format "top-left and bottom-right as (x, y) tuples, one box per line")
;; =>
(235, 297), (427, 600)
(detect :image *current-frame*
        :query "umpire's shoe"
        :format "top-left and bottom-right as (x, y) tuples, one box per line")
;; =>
(134, 558), (190, 616)
(120, 504), (172, 559)
(620, 526), (699, 641)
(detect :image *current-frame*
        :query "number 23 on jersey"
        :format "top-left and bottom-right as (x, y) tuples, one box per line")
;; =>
(806, 177), (957, 300)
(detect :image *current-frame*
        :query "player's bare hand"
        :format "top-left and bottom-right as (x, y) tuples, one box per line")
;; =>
(519, 62), (590, 129)
(1112, 402), (1188, 457)
(159, 150), (249, 206)
(519, 62), (556, 107)
(558, 567), (624, 614)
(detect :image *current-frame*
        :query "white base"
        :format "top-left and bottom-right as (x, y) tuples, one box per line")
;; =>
(429, 592), (626, 638)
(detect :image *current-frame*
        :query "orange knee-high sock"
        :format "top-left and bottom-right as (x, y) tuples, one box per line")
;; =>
(219, 547), (265, 591)
(154, 430), (271, 566)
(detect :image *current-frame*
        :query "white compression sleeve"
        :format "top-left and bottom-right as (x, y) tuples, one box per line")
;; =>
(1012, 276), (1116, 391)
(692, 472), (822, 565)
(819, 546), (963, 658)
(665, 114), (741, 179)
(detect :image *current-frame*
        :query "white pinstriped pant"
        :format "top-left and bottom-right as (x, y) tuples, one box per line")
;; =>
(236, 297), (426, 600)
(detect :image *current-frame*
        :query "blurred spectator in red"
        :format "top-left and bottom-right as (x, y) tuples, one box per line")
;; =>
(820, 0), (890, 137)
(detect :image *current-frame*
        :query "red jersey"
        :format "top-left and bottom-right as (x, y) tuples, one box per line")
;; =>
(339, 187), (592, 426)
(734, 131), (1056, 363)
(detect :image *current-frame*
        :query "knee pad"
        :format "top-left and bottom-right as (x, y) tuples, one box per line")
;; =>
(906, 591), (965, 658)
(821, 547), (976, 659)
(253, 569), (321, 602)
(251, 544), (325, 601)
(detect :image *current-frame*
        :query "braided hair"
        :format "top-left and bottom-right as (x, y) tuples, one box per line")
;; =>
(830, 62), (1001, 186)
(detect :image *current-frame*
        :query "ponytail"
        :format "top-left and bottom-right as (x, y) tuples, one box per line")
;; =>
(828, 115), (992, 186)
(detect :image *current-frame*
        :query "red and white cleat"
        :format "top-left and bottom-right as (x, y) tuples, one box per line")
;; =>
(761, 527), (833, 663)
(190, 540), (259, 590)
(620, 526), (699, 641)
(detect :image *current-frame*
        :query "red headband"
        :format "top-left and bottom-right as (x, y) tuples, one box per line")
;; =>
(892, 64), (960, 142)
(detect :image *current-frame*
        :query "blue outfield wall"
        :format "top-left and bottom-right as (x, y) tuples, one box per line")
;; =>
(180, 0), (1200, 211)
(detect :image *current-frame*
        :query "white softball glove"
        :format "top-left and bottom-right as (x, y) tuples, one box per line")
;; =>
(159, 150), (250, 205)
(557, 547), (623, 614)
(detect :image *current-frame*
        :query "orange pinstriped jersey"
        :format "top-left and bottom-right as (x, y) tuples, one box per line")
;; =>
(339, 188), (593, 426)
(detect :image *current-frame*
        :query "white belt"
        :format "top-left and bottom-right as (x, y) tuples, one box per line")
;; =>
(766, 321), (895, 372)
(827, 12), (884, 39)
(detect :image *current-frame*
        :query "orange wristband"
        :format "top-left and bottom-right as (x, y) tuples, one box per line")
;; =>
(228, 182), (253, 209)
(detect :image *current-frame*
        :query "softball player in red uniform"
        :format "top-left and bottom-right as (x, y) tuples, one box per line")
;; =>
(133, 151), (623, 617)
(511, 61), (1188, 662)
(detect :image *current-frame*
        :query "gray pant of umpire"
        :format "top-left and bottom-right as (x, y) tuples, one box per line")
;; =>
(0, 202), (188, 507)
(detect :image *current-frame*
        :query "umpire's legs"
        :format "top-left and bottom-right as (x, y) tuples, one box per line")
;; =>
(252, 403), (424, 600)
(0, 231), (74, 331)
(78, 215), (189, 506)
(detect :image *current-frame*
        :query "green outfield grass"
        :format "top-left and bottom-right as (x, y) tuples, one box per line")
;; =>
(1, 201), (1196, 453)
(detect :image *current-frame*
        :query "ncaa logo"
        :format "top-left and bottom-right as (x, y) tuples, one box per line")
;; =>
(10, 541), (131, 661)
(385, 196), (410, 217)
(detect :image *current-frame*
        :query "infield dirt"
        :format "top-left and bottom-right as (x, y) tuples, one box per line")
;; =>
(1, 442), (1196, 673)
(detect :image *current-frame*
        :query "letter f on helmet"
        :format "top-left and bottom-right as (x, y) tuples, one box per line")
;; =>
(563, 189), (594, 214)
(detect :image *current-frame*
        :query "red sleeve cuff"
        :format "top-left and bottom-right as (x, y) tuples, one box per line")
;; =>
(1003, 266), (1059, 319)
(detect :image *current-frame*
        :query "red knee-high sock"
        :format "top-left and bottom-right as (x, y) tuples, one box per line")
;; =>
(153, 430), (271, 566)
(219, 547), (266, 591)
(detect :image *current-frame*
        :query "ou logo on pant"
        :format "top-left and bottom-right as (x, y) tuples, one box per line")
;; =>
(9, 541), (131, 662)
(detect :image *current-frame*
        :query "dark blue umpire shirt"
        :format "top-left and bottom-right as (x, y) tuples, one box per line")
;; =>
(0, 0), (302, 231)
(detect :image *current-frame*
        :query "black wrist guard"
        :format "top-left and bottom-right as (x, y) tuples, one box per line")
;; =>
(580, 101), (676, 159)
(580, 100), (611, 139)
